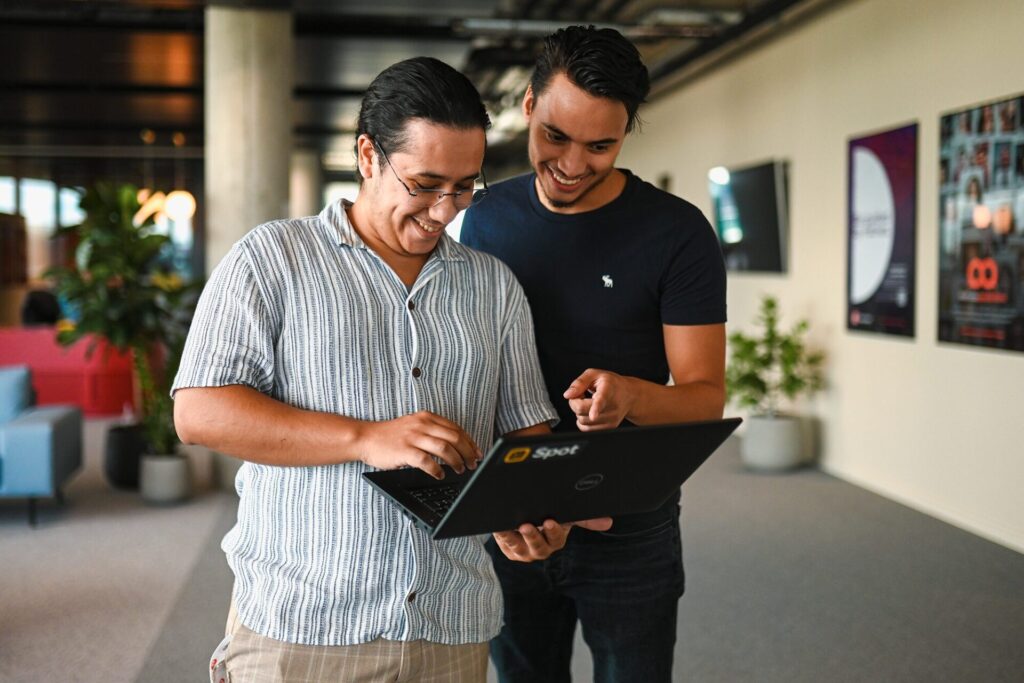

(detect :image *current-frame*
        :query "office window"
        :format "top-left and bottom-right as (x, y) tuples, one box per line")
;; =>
(59, 187), (85, 227)
(0, 176), (15, 214)
(19, 178), (57, 279)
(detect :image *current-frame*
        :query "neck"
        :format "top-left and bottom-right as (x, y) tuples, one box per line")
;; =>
(346, 200), (429, 287)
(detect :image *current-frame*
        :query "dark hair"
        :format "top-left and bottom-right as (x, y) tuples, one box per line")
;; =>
(21, 290), (60, 325)
(355, 57), (490, 170)
(531, 25), (649, 133)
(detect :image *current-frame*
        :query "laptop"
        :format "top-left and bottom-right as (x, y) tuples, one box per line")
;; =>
(362, 417), (741, 539)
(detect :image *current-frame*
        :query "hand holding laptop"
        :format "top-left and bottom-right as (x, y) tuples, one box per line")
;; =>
(363, 418), (741, 540)
(492, 517), (614, 562)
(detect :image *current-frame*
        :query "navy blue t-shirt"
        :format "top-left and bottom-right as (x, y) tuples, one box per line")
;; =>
(461, 169), (727, 436)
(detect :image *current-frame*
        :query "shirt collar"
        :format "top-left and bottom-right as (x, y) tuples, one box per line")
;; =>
(320, 199), (365, 249)
(320, 198), (465, 262)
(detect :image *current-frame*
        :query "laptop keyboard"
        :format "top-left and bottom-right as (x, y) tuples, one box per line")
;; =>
(409, 482), (464, 516)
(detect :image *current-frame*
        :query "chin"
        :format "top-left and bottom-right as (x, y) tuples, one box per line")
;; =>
(405, 214), (447, 239)
(540, 177), (597, 209)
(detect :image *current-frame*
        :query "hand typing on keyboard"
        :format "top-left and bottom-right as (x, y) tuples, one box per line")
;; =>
(357, 411), (483, 479)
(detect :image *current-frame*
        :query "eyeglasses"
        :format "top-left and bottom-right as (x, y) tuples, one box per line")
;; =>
(374, 141), (489, 210)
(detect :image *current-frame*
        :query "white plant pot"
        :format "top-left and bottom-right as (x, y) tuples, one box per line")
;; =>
(741, 415), (804, 471)
(140, 453), (192, 504)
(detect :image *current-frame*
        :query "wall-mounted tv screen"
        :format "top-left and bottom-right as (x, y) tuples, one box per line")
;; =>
(708, 160), (789, 273)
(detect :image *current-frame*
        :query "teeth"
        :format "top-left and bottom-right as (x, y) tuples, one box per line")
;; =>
(413, 217), (442, 233)
(549, 167), (582, 185)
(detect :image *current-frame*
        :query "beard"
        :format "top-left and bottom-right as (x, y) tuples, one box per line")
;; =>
(535, 165), (613, 210)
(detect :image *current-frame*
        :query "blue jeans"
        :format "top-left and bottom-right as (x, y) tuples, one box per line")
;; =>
(487, 498), (685, 683)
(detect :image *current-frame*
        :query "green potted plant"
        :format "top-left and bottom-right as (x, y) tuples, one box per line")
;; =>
(727, 294), (825, 470)
(47, 182), (199, 501)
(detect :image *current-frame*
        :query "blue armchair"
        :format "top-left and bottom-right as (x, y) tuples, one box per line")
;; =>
(0, 365), (82, 525)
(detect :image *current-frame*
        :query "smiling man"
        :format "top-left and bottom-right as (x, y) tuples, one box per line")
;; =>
(172, 57), (608, 683)
(461, 26), (728, 683)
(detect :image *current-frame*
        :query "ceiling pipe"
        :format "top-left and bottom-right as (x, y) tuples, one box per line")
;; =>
(455, 18), (719, 40)
(648, 0), (845, 98)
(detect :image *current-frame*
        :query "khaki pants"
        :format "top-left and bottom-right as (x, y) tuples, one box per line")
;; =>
(209, 601), (488, 683)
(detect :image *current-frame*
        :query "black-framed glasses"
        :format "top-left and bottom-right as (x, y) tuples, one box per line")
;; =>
(374, 141), (489, 210)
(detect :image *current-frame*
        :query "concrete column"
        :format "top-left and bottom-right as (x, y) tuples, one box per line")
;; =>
(204, 5), (293, 274)
(289, 148), (324, 218)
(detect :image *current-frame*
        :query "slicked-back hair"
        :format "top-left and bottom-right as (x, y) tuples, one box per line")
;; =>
(355, 57), (490, 179)
(531, 25), (649, 134)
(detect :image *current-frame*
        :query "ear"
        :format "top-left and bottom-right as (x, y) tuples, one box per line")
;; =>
(522, 84), (535, 122)
(355, 134), (378, 180)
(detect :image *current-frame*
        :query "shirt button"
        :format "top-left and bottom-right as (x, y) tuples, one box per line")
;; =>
(407, 591), (417, 603)
(412, 367), (421, 378)
(408, 300), (415, 311)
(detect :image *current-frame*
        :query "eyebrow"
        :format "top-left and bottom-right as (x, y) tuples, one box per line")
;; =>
(543, 123), (619, 147)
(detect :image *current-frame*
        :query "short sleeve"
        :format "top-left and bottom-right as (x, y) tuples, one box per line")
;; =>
(172, 241), (277, 396)
(493, 279), (559, 435)
(660, 209), (728, 326)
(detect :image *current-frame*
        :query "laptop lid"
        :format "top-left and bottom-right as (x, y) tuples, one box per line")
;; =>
(363, 417), (741, 540)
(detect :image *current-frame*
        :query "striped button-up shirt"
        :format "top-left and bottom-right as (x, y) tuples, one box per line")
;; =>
(172, 200), (556, 646)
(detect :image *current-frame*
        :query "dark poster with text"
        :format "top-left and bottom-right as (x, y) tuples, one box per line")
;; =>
(848, 123), (918, 337)
(939, 94), (1024, 351)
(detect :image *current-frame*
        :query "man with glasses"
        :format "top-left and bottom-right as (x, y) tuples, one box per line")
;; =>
(173, 57), (608, 682)
(374, 141), (488, 211)
(461, 26), (727, 682)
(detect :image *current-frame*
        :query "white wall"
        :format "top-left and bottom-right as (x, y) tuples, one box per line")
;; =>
(620, 0), (1024, 552)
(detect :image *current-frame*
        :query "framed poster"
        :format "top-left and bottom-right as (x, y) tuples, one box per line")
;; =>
(847, 123), (918, 337)
(938, 93), (1024, 351)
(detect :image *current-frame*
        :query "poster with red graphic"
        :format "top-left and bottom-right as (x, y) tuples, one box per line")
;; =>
(938, 93), (1024, 351)
(847, 123), (918, 337)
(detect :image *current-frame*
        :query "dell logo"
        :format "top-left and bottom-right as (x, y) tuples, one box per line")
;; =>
(574, 473), (604, 491)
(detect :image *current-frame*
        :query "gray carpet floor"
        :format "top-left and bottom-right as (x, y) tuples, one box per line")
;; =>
(0, 418), (234, 683)
(138, 438), (1023, 683)
(3, 423), (1022, 682)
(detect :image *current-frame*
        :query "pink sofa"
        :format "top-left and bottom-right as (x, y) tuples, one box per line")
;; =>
(0, 327), (136, 417)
